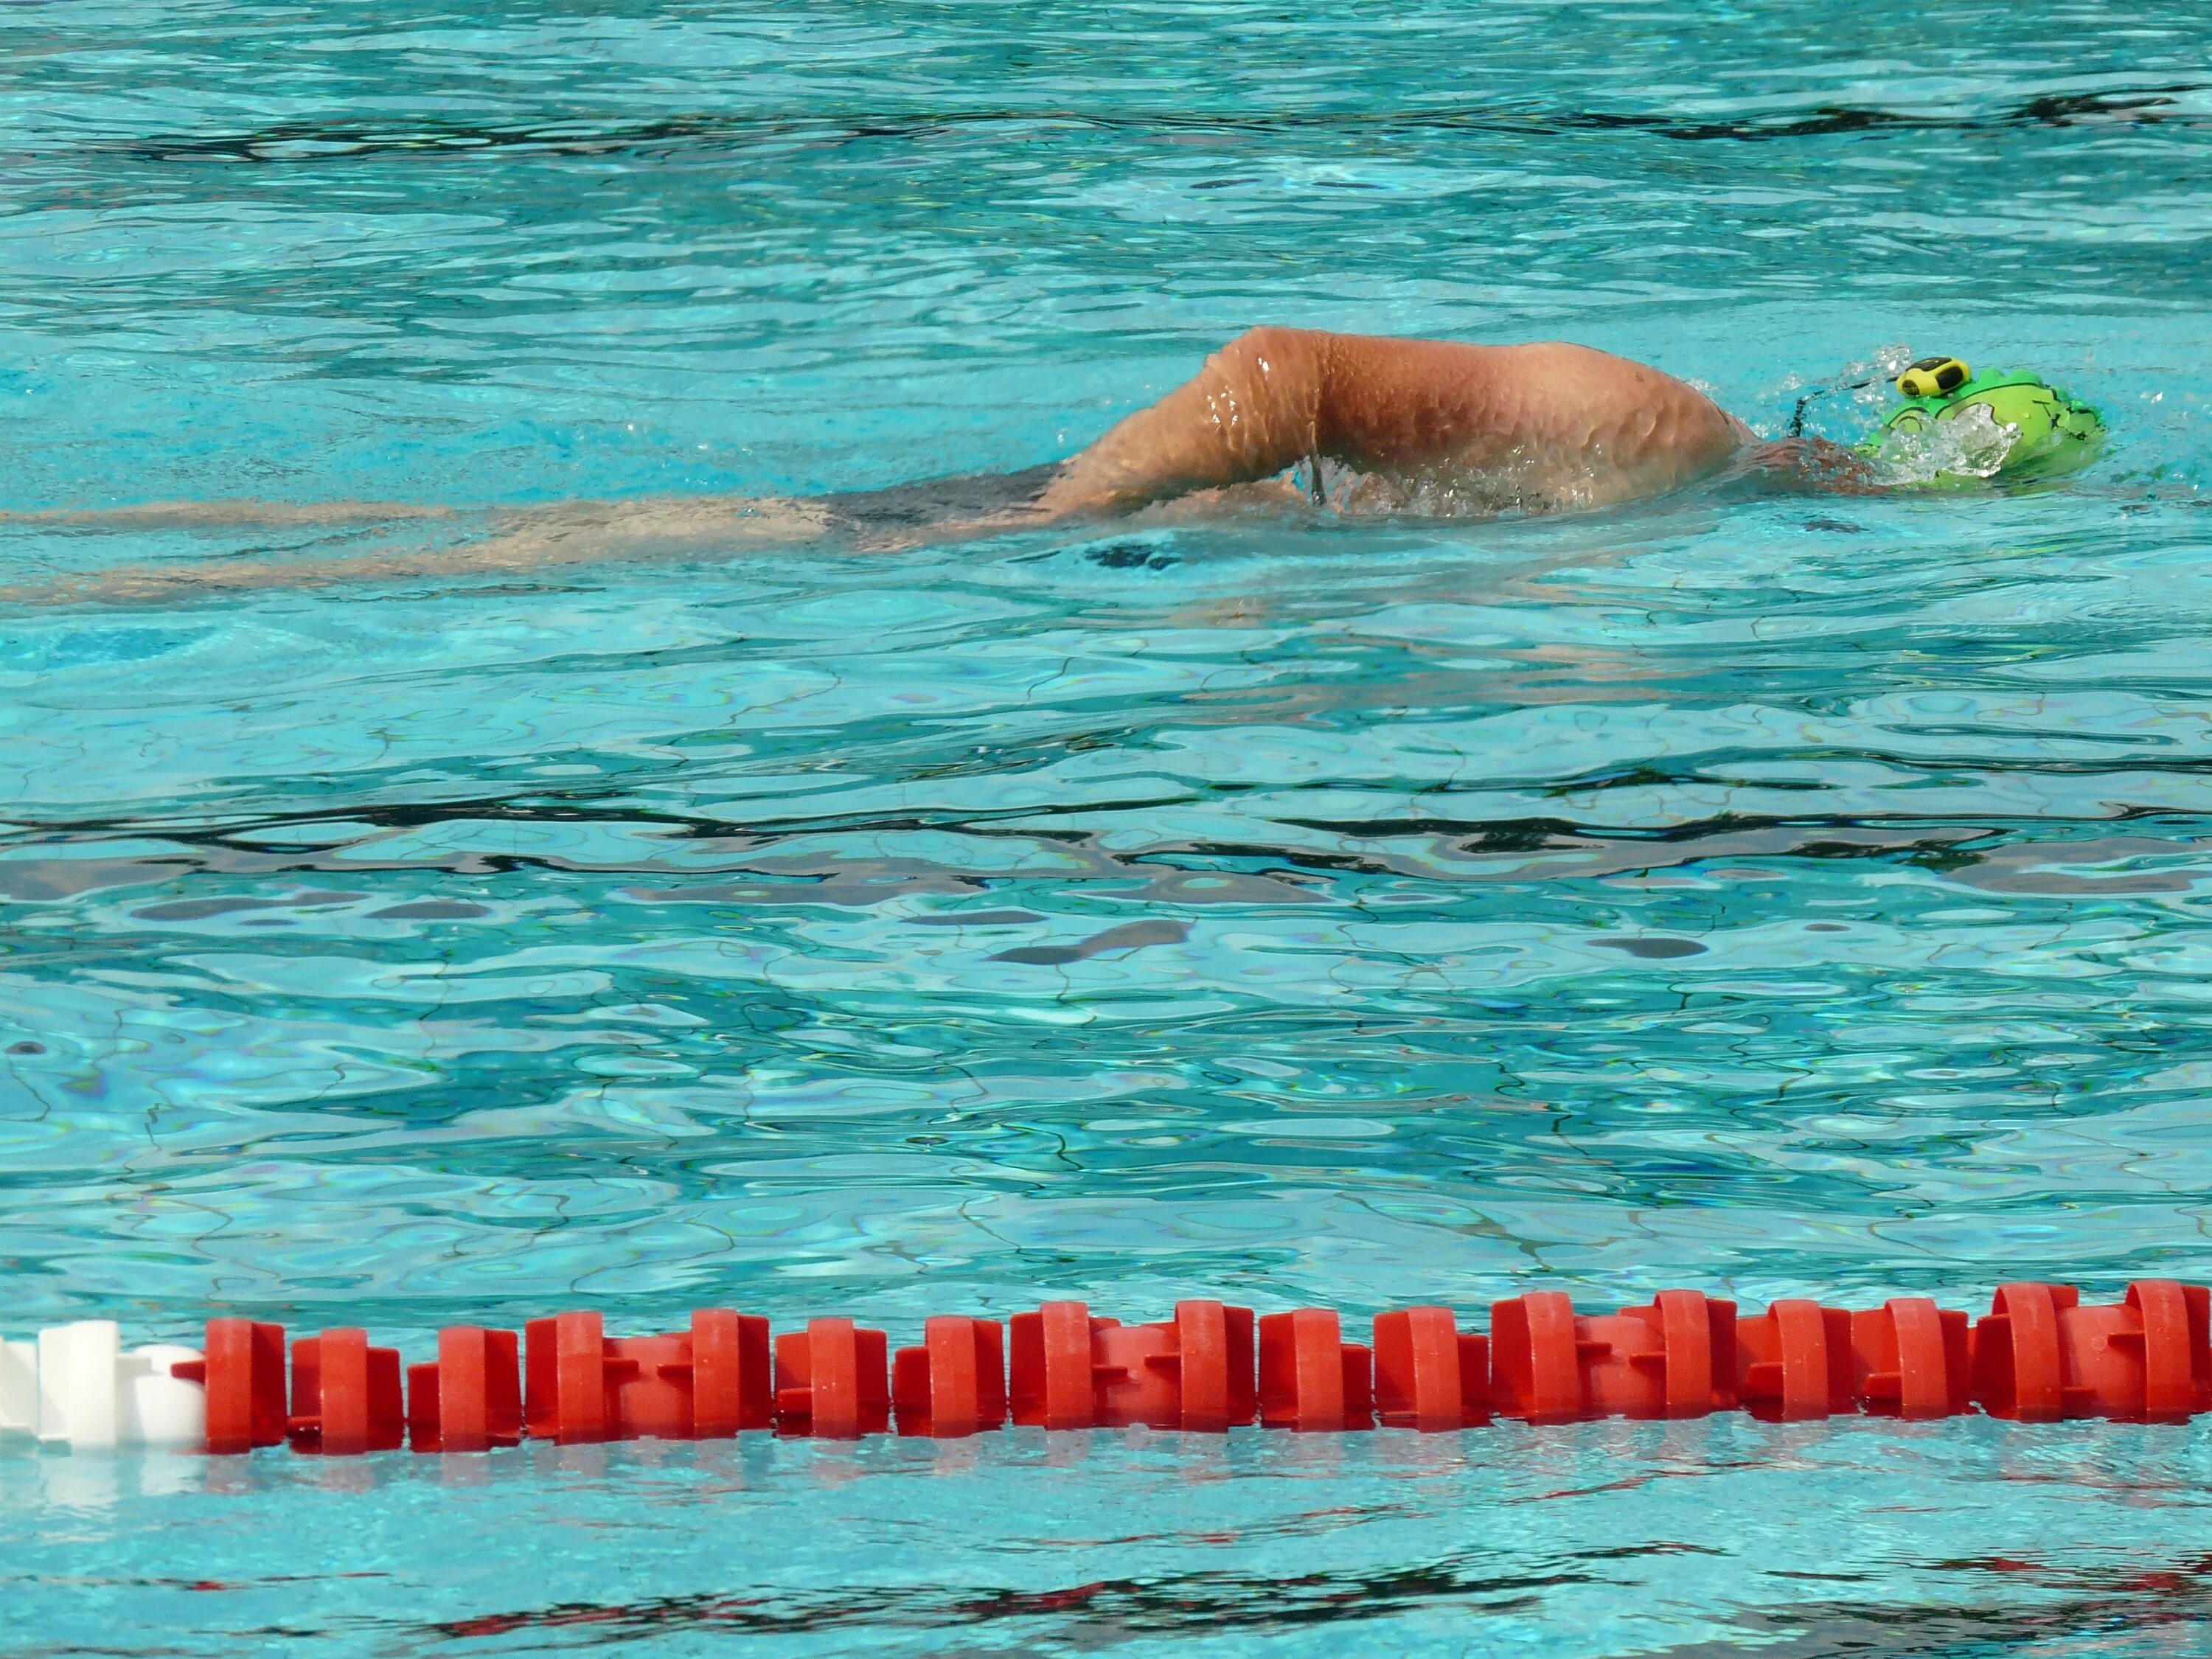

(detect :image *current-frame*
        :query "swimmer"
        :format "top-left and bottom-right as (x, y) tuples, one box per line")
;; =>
(0, 331), (2099, 603)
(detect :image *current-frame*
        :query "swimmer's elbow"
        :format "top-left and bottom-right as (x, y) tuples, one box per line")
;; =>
(1206, 326), (1329, 469)
(1219, 324), (1310, 361)
(1213, 326), (1326, 392)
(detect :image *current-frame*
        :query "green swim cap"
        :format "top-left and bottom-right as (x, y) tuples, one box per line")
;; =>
(1860, 357), (2104, 485)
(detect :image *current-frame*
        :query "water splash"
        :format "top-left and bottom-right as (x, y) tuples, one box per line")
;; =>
(1870, 399), (2020, 484)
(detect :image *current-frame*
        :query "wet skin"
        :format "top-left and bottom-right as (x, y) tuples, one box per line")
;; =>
(2, 330), (1865, 603)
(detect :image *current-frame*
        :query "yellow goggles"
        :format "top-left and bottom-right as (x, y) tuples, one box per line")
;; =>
(1897, 356), (1971, 399)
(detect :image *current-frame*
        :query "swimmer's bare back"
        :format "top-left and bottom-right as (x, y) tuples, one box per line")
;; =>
(2, 330), (1845, 604)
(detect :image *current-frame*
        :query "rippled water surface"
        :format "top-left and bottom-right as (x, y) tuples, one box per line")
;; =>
(7, 1), (2212, 1653)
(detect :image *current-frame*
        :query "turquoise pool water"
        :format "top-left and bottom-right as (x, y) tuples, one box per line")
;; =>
(7, 0), (2212, 1652)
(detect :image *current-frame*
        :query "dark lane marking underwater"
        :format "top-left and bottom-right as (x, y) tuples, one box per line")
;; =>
(412, 1552), (1604, 1646)
(398, 1546), (2212, 1655)
(95, 85), (2212, 166)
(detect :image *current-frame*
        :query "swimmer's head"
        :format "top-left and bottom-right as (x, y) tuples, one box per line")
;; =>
(1860, 357), (2104, 485)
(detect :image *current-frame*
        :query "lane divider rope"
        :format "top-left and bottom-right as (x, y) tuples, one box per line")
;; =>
(4, 1281), (2205, 1455)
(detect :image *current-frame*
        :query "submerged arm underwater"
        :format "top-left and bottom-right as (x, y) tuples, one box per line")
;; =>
(7, 331), (2090, 606)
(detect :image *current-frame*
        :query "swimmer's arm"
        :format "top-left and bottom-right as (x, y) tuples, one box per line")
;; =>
(1725, 437), (1881, 493)
(0, 499), (457, 529)
(0, 494), (835, 605)
(1035, 327), (1339, 515)
(1037, 328), (1742, 515)
(1035, 327), (1520, 514)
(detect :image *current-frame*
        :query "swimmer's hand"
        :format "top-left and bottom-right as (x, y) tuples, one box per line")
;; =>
(1725, 437), (1882, 493)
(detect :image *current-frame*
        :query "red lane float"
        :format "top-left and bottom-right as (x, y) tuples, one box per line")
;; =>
(1096, 1300), (1257, 1431)
(1374, 1307), (1489, 1430)
(1972, 1280), (2212, 1423)
(1004, 1301), (1258, 1432)
(894, 1315), (1007, 1436)
(692, 1310), (776, 1436)
(774, 1317), (891, 1439)
(1490, 1290), (1736, 1422)
(1009, 1301), (1110, 1430)
(1848, 1297), (1971, 1419)
(524, 1310), (773, 1443)
(407, 1326), (523, 1453)
(167, 1318), (287, 1455)
(1736, 1300), (1854, 1422)
(2090, 1280), (2212, 1422)
(1259, 1308), (1373, 1431)
(15, 1282), (2212, 1456)
(288, 1329), (404, 1454)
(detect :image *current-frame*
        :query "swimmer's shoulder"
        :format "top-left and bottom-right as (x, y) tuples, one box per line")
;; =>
(1481, 340), (1747, 444)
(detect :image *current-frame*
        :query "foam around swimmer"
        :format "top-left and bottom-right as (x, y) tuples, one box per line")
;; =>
(1862, 358), (2106, 487)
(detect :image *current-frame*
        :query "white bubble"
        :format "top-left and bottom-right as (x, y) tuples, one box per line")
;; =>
(1872, 400), (2019, 484)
